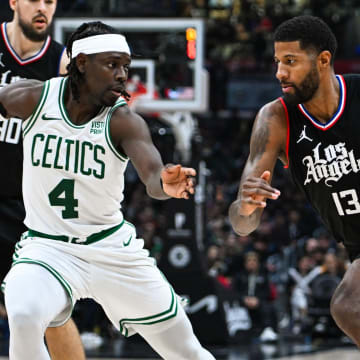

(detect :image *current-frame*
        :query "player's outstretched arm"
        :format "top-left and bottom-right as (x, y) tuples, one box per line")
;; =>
(229, 100), (287, 236)
(0, 79), (43, 120)
(110, 106), (196, 200)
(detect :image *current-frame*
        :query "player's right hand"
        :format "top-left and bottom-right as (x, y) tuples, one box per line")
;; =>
(238, 170), (280, 216)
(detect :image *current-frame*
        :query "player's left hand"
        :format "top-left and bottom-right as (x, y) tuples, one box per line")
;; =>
(161, 164), (196, 199)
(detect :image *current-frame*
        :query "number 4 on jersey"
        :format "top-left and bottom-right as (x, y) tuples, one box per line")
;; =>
(48, 179), (79, 219)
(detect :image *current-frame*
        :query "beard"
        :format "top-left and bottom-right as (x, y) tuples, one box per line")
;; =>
(18, 16), (49, 42)
(282, 66), (320, 105)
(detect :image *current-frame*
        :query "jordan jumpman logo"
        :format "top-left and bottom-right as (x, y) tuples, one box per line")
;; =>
(297, 125), (313, 143)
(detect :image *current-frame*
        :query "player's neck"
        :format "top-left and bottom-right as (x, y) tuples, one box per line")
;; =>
(64, 86), (103, 126)
(301, 73), (339, 124)
(6, 21), (46, 59)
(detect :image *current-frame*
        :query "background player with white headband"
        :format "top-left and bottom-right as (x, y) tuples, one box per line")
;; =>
(0, 21), (215, 360)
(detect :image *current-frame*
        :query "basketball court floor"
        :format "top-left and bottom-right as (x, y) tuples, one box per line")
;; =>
(0, 347), (358, 360)
(0, 349), (358, 359)
(279, 348), (359, 359)
(0, 331), (357, 359)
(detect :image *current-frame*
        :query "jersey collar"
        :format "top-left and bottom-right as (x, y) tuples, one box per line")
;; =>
(1, 22), (51, 65)
(297, 75), (346, 131)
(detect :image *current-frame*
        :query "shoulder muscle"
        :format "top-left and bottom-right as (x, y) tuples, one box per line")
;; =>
(109, 105), (154, 156)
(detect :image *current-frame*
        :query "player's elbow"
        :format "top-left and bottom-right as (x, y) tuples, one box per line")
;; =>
(233, 226), (252, 237)
(230, 221), (256, 237)
(228, 203), (259, 236)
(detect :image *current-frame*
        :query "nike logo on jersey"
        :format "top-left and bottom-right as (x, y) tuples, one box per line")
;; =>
(41, 114), (62, 121)
(297, 125), (313, 143)
(123, 235), (132, 247)
(0, 53), (4, 67)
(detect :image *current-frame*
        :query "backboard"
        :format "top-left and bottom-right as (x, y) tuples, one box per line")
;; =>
(54, 18), (208, 113)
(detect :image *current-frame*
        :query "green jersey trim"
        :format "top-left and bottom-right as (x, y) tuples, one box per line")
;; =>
(124, 220), (135, 229)
(119, 285), (178, 337)
(10, 257), (73, 305)
(58, 78), (105, 129)
(12, 241), (23, 261)
(105, 101), (128, 162)
(59, 78), (84, 129)
(23, 80), (50, 137)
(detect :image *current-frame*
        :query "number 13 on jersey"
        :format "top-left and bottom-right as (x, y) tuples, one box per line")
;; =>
(332, 189), (360, 216)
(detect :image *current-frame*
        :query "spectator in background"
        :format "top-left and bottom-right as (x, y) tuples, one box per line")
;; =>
(303, 237), (326, 266)
(306, 252), (346, 338)
(288, 255), (320, 334)
(233, 251), (278, 341)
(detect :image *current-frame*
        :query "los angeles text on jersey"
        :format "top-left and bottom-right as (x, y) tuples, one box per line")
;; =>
(303, 142), (360, 187)
(31, 133), (105, 179)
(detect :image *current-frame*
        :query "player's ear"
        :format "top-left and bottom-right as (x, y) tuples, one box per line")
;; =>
(318, 50), (331, 69)
(9, 0), (17, 11)
(75, 53), (88, 74)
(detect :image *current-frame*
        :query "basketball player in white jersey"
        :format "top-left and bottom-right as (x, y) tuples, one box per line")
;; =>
(0, 0), (85, 358)
(0, 21), (215, 359)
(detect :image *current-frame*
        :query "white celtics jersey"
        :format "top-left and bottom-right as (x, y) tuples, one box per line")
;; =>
(22, 77), (128, 237)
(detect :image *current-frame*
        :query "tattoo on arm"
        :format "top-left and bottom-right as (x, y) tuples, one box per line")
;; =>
(0, 102), (7, 118)
(250, 120), (270, 160)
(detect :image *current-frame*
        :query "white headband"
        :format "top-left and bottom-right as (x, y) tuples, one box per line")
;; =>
(71, 34), (131, 58)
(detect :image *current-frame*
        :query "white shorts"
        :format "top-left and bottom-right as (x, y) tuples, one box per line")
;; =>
(4, 220), (185, 337)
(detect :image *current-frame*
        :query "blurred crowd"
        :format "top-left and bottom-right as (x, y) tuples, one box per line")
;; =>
(1, 0), (360, 350)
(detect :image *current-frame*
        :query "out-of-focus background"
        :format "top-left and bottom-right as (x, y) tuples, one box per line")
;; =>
(1, 1), (360, 359)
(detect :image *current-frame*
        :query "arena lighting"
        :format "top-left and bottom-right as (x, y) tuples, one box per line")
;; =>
(186, 27), (197, 60)
(186, 27), (197, 41)
(187, 40), (196, 59)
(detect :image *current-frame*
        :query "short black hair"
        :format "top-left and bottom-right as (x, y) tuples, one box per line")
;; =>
(274, 16), (337, 65)
(66, 21), (130, 101)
